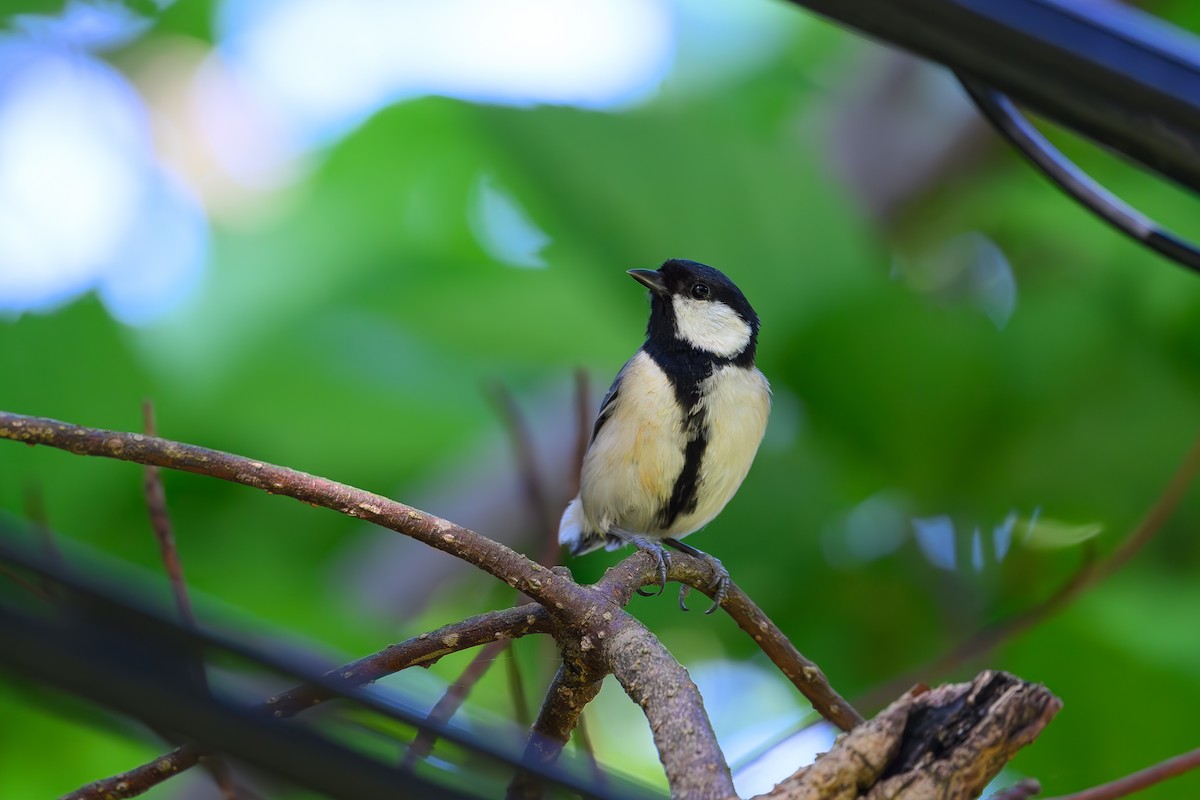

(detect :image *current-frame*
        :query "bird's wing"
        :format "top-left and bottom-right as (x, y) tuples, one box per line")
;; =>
(590, 365), (626, 443)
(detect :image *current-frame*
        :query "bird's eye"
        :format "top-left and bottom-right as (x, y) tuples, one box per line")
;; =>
(690, 283), (710, 300)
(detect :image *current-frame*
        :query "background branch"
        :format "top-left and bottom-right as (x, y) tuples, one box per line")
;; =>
(64, 604), (551, 800)
(1041, 746), (1200, 800)
(139, 401), (238, 800)
(989, 779), (1044, 800)
(141, 402), (196, 625)
(858, 430), (1200, 712)
(403, 639), (512, 768)
(406, 382), (563, 766)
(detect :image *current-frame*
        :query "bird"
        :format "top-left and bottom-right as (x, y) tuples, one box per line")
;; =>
(559, 258), (771, 614)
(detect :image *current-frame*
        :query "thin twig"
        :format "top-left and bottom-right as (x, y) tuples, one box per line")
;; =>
(1043, 746), (1200, 800)
(573, 711), (606, 788)
(141, 401), (239, 800)
(23, 485), (63, 599)
(141, 402), (195, 625)
(24, 484), (62, 566)
(403, 639), (511, 768)
(406, 384), (559, 769)
(989, 779), (1044, 800)
(0, 561), (55, 600)
(489, 383), (557, 558)
(505, 642), (532, 728)
(859, 430), (1200, 712)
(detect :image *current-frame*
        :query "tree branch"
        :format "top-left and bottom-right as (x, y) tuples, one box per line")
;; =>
(604, 617), (736, 800)
(598, 552), (864, 732)
(507, 662), (605, 800)
(0, 411), (582, 613)
(759, 671), (1060, 799)
(0, 411), (851, 800)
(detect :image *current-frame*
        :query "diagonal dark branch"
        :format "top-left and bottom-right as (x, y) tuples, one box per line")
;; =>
(779, 0), (1200, 194)
(62, 603), (553, 800)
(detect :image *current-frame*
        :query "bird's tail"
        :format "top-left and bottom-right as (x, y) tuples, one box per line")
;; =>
(558, 497), (609, 556)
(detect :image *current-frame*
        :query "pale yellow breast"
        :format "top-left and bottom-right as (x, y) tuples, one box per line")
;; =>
(665, 364), (771, 538)
(579, 351), (684, 536)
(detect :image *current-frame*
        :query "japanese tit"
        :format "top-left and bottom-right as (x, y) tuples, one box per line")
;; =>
(559, 259), (771, 613)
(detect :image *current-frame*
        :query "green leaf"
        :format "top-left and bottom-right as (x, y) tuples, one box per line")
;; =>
(1019, 516), (1104, 550)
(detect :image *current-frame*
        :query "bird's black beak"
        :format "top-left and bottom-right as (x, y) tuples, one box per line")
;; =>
(627, 269), (668, 295)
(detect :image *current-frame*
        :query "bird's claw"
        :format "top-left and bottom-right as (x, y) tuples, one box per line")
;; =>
(630, 536), (670, 597)
(662, 539), (730, 615)
(703, 566), (730, 615)
(625, 536), (730, 613)
(677, 570), (727, 613)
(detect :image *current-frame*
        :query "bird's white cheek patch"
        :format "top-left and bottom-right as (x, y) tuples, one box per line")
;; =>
(671, 296), (752, 357)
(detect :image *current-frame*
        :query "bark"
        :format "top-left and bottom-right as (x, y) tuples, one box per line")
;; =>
(761, 671), (1060, 800)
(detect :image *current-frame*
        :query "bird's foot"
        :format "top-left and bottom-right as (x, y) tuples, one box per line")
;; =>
(665, 539), (730, 615)
(627, 535), (671, 597)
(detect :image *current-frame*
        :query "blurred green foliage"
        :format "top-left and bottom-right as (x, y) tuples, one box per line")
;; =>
(2, 1), (1200, 798)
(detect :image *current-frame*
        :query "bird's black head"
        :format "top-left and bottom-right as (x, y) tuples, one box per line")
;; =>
(628, 259), (760, 364)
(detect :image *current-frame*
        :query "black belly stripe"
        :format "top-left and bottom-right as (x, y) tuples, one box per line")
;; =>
(642, 341), (714, 529)
(659, 410), (708, 528)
